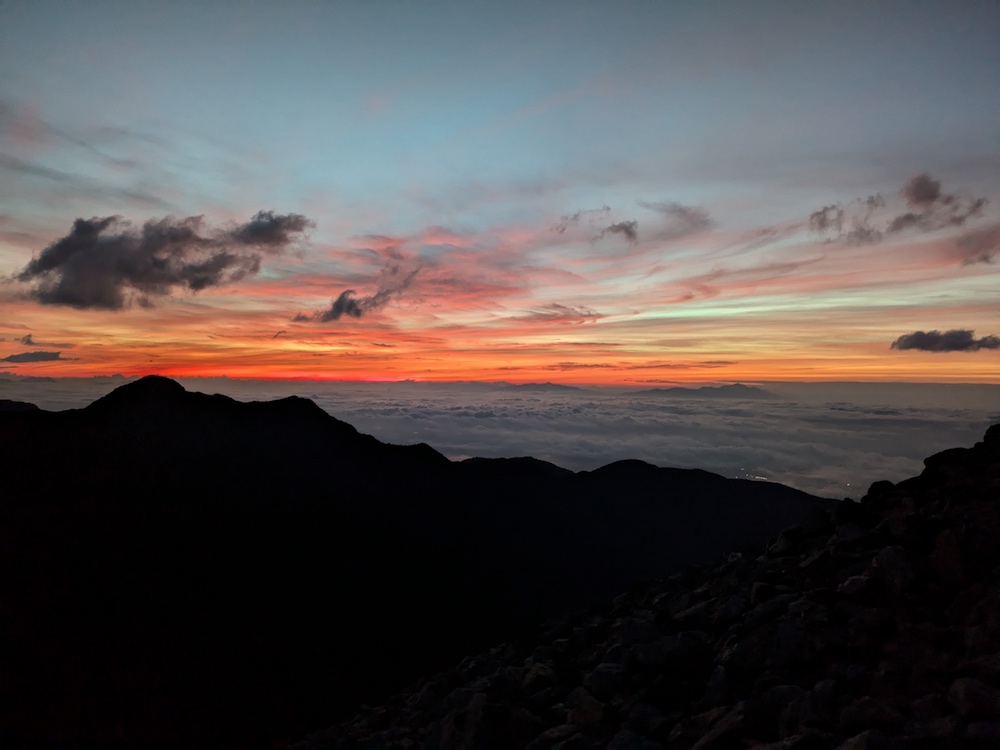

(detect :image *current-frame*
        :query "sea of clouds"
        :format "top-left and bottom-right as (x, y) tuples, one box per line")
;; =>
(2, 376), (997, 498)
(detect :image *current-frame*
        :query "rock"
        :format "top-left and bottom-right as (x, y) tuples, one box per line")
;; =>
(928, 529), (965, 587)
(837, 576), (871, 596)
(908, 692), (946, 717)
(584, 663), (627, 700)
(767, 619), (806, 668)
(691, 703), (746, 750)
(798, 548), (830, 572)
(671, 599), (714, 628)
(870, 546), (917, 596)
(744, 684), (807, 740)
(948, 677), (1000, 720)
(903, 715), (958, 742)
(526, 724), (583, 750)
(959, 653), (1000, 677)
(698, 665), (730, 710)
(966, 721), (1000, 744)
(838, 696), (903, 734)
(712, 594), (748, 625)
(811, 679), (838, 724)
(622, 703), (670, 740)
(510, 706), (547, 747)
(438, 691), (486, 750)
(612, 614), (661, 646)
(755, 732), (835, 749)
(524, 662), (558, 692)
(604, 728), (663, 750)
(769, 527), (805, 556)
(565, 687), (605, 727)
(752, 581), (779, 605)
(836, 729), (890, 750)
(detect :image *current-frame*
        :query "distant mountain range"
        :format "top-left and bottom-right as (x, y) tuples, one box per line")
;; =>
(501, 381), (586, 392)
(0, 376), (828, 748)
(633, 383), (780, 399)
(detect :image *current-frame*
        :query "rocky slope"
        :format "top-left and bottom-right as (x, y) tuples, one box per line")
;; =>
(0, 376), (829, 748)
(294, 425), (1000, 749)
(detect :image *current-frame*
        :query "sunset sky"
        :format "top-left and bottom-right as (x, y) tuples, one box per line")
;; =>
(1, 1), (998, 383)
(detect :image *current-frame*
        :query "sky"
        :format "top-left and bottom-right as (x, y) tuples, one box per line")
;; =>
(1, 0), (999, 384)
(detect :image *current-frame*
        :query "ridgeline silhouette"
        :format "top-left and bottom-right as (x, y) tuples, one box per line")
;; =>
(2, 376), (831, 747)
(297, 426), (1000, 749)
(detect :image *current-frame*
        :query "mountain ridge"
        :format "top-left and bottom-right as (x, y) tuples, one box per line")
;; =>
(294, 424), (1000, 750)
(632, 383), (779, 399)
(0, 376), (833, 747)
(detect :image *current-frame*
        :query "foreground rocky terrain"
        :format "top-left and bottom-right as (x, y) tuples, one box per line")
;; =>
(295, 425), (1000, 749)
(0, 377), (828, 747)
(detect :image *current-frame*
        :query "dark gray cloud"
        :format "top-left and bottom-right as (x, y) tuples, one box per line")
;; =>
(554, 201), (712, 247)
(887, 176), (987, 232)
(16, 211), (313, 310)
(891, 329), (1000, 352)
(809, 205), (844, 235)
(639, 201), (714, 240)
(844, 194), (885, 246)
(599, 220), (639, 244)
(229, 210), (313, 247)
(2, 351), (64, 363)
(810, 195), (884, 245)
(320, 290), (365, 321)
(553, 205), (611, 234)
(809, 175), (988, 247)
(299, 258), (420, 323)
(954, 223), (1000, 265)
(842, 225), (882, 245)
(901, 174), (942, 208)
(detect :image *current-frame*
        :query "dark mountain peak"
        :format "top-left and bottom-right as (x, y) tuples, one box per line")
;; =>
(86, 374), (186, 410)
(589, 458), (662, 476)
(262, 393), (341, 423)
(84, 375), (341, 429)
(458, 455), (574, 480)
(0, 399), (39, 412)
(503, 382), (583, 392)
(634, 383), (779, 399)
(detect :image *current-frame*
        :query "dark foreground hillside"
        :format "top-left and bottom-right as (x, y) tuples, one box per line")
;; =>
(0, 376), (828, 748)
(295, 425), (1000, 750)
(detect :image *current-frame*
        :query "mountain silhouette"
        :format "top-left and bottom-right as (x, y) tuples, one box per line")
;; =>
(296, 424), (1000, 750)
(0, 376), (829, 748)
(633, 384), (779, 399)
